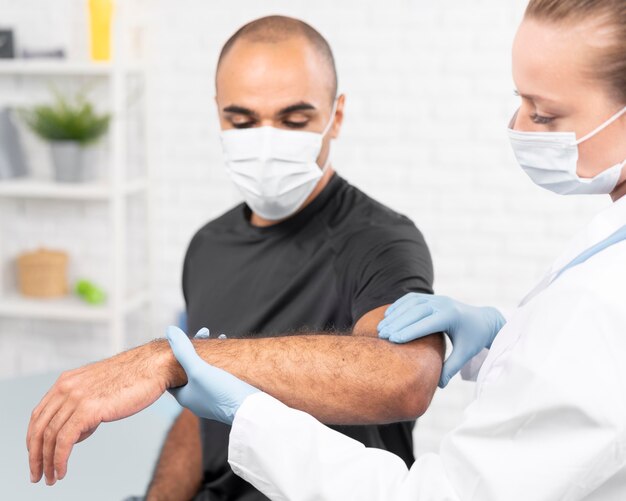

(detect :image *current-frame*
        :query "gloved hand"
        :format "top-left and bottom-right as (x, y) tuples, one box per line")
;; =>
(378, 293), (506, 388)
(166, 325), (259, 425)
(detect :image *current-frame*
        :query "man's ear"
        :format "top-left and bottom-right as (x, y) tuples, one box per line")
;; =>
(330, 94), (346, 139)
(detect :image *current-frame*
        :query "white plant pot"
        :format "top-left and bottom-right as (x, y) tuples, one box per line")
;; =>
(50, 141), (91, 183)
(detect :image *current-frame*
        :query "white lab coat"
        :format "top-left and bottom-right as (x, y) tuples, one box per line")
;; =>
(228, 196), (626, 501)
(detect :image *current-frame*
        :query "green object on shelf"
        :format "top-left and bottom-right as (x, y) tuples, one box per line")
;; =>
(75, 279), (107, 305)
(21, 90), (111, 146)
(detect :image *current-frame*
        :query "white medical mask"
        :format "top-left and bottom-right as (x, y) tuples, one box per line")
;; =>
(508, 106), (626, 195)
(220, 101), (337, 221)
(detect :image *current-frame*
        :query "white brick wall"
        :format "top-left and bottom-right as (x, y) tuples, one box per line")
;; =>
(0, 0), (612, 453)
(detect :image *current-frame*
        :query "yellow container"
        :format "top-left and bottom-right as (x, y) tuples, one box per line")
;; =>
(89, 0), (114, 61)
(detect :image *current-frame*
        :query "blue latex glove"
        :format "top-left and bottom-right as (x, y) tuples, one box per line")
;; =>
(378, 293), (506, 388)
(166, 325), (259, 425)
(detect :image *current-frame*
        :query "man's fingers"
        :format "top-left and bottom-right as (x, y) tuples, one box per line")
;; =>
(27, 370), (77, 447)
(53, 415), (85, 481)
(28, 432), (44, 483)
(388, 314), (447, 344)
(42, 401), (75, 485)
(166, 325), (203, 379)
(27, 395), (67, 482)
(26, 386), (58, 450)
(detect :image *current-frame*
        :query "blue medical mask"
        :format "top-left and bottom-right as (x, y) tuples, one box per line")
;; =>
(508, 106), (626, 195)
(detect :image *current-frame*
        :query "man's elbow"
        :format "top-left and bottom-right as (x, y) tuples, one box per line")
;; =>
(398, 373), (438, 419)
(393, 334), (445, 420)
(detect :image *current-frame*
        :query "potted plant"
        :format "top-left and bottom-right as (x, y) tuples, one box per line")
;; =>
(22, 92), (111, 182)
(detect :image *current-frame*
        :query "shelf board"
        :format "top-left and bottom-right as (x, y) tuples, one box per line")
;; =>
(0, 291), (148, 322)
(0, 60), (145, 76)
(0, 178), (147, 200)
(0, 294), (110, 322)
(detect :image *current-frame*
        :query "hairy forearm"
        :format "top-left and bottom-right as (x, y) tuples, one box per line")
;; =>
(145, 409), (203, 501)
(157, 333), (444, 424)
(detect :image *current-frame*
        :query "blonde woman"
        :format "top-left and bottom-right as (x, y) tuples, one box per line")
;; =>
(164, 1), (626, 499)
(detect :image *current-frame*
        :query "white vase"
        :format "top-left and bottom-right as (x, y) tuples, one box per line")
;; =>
(49, 141), (87, 183)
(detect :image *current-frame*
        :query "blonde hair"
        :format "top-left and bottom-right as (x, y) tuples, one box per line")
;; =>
(525, 0), (626, 103)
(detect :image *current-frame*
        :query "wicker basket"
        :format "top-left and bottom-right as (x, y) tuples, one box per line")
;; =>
(17, 249), (69, 298)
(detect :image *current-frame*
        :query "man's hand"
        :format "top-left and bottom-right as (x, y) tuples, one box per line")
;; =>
(26, 342), (171, 486)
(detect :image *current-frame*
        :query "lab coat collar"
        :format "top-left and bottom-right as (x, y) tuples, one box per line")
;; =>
(518, 195), (626, 307)
(548, 195), (626, 276)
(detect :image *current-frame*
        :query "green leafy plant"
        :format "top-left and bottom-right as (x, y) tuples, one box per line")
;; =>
(22, 92), (111, 146)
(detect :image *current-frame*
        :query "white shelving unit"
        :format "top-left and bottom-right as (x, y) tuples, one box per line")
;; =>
(0, 59), (152, 355)
(0, 292), (148, 322)
(0, 177), (147, 200)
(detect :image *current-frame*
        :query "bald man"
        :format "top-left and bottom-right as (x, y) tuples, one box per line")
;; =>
(26, 16), (444, 501)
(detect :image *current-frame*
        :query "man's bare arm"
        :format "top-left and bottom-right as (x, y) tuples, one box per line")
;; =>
(142, 306), (414, 501)
(145, 409), (202, 501)
(27, 305), (443, 485)
(163, 335), (443, 424)
(145, 305), (442, 501)
(160, 305), (444, 424)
